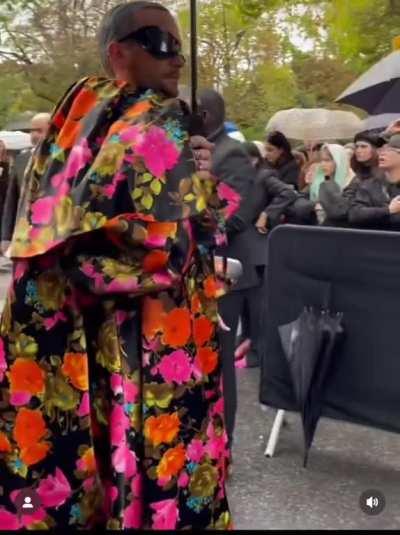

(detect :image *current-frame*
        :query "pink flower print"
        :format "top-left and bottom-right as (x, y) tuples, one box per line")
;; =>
(211, 397), (224, 417)
(77, 392), (90, 417)
(217, 181), (241, 218)
(135, 126), (180, 178)
(0, 508), (20, 529)
(112, 445), (137, 478)
(10, 391), (31, 406)
(103, 482), (118, 515)
(63, 138), (92, 180)
(14, 260), (28, 282)
(83, 476), (95, 492)
(177, 471), (190, 488)
(37, 468), (72, 508)
(103, 171), (126, 200)
(110, 404), (130, 446)
(119, 125), (143, 144)
(187, 439), (205, 463)
(110, 374), (123, 395)
(205, 422), (229, 460)
(20, 507), (46, 528)
(43, 311), (67, 331)
(151, 499), (179, 530)
(106, 278), (139, 293)
(30, 196), (56, 225)
(156, 350), (192, 385)
(51, 171), (65, 189)
(124, 498), (142, 529)
(123, 378), (139, 404)
(152, 272), (175, 287)
(131, 474), (142, 498)
(144, 235), (167, 248)
(0, 337), (6, 382)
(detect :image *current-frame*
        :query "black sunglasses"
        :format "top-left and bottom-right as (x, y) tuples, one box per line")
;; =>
(118, 25), (184, 61)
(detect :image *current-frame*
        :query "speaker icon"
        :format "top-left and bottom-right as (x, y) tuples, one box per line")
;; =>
(366, 496), (379, 509)
(360, 490), (385, 516)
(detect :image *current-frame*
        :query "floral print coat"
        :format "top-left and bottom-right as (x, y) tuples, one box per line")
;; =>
(0, 77), (234, 530)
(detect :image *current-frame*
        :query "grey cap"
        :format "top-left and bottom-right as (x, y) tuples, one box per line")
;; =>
(387, 134), (400, 150)
(98, 1), (168, 74)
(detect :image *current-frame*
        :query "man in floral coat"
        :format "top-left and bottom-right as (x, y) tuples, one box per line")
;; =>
(0, 1), (234, 530)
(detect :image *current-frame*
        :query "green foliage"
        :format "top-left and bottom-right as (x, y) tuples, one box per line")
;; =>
(0, 0), (396, 136)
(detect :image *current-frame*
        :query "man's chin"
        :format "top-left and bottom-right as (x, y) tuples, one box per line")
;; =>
(162, 80), (179, 98)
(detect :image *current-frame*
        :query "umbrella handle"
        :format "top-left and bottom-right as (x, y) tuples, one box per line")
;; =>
(188, 0), (206, 136)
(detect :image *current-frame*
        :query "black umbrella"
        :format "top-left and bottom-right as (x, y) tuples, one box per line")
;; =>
(279, 307), (344, 467)
(336, 48), (400, 115)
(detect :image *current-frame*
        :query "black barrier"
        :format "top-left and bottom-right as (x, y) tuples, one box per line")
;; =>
(260, 225), (400, 435)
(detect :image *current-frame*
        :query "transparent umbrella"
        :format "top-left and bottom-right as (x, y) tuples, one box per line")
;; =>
(266, 108), (363, 141)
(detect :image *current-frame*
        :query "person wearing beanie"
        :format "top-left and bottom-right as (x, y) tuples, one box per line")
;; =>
(349, 134), (400, 230)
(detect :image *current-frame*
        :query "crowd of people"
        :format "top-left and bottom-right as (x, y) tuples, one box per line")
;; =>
(0, 0), (399, 531)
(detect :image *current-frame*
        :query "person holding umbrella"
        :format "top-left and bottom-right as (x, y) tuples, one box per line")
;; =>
(0, 1), (232, 530)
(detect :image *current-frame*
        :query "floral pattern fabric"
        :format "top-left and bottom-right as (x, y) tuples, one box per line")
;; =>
(0, 77), (232, 530)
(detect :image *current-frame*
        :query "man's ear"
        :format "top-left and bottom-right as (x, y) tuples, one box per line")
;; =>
(108, 41), (124, 69)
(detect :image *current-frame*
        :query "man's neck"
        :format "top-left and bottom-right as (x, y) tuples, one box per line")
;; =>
(386, 168), (400, 183)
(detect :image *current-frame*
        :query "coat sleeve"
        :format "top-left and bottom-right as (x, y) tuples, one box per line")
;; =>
(261, 172), (297, 227)
(213, 146), (255, 236)
(318, 180), (350, 222)
(348, 185), (390, 227)
(1, 167), (19, 244)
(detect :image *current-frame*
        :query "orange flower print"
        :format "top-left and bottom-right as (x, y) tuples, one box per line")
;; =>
(20, 442), (51, 466)
(157, 443), (186, 480)
(77, 447), (96, 475)
(196, 347), (218, 375)
(0, 431), (11, 453)
(203, 275), (219, 299)
(69, 87), (98, 122)
(162, 308), (191, 348)
(57, 119), (82, 151)
(8, 358), (45, 395)
(125, 99), (152, 119)
(193, 316), (214, 347)
(143, 250), (169, 273)
(13, 408), (47, 449)
(61, 353), (89, 391)
(147, 222), (177, 240)
(143, 298), (165, 340)
(191, 293), (202, 314)
(144, 412), (180, 446)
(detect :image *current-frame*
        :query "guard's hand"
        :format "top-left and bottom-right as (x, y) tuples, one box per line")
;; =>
(255, 212), (268, 234)
(389, 196), (400, 214)
(189, 136), (214, 181)
(384, 119), (400, 137)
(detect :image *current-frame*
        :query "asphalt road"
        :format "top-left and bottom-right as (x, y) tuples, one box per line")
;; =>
(228, 367), (400, 530)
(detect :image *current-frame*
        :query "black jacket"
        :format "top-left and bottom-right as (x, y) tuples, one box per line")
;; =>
(349, 176), (400, 231)
(318, 167), (384, 227)
(1, 150), (31, 242)
(264, 157), (300, 190)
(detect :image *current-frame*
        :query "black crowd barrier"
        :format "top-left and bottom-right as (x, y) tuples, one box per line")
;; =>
(260, 225), (400, 435)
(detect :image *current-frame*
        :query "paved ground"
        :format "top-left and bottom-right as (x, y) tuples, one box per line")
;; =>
(228, 367), (400, 530)
(0, 268), (398, 530)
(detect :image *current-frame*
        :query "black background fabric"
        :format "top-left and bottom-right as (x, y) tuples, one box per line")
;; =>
(259, 225), (400, 435)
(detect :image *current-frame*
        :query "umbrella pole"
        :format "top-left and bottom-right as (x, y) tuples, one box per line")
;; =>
(190, 0), (198, 113)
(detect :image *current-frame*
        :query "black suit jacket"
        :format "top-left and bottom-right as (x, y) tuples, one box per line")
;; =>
(210, 130), (295, 289)
(1, 149), (31, 242)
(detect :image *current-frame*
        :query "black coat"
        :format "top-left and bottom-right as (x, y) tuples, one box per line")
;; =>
(1, 150), (31, 242)
(349, 176), (400, 231)
(318, 166), (384, 227)
(210, 130), (295, 289)
(264, 157), (300, 190)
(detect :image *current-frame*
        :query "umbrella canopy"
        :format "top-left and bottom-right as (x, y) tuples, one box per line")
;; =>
(279, 307), (344, 467)
(0, 130), (32, 151)
(361, 113), (399, 132)
(336, 49), (400, 114)
(266, 108), (362, 141)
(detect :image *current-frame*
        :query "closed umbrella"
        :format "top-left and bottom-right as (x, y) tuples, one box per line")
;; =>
(336, 40), (400, 115)
(279, 307), (344, 467)
(266, 108), (362, 141)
